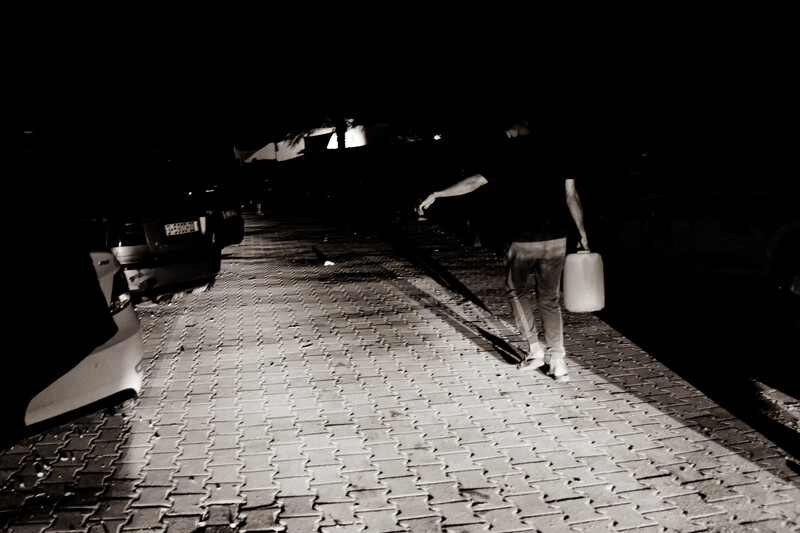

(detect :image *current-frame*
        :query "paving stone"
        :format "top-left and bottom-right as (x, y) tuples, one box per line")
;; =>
(273, 459), (309, 480)
(640, 508), (707, 532)
(461, 487), (510, 513)
(381, 477), (423, 499)
(580, 428), (624, 448)
(389, 494), (436, 521)
(239, 453), (276, 472)
(205, 483), (245, 505)
(594, 471), (649, 494)
(345, 470), (386, 493)
(240, 470), (276, 491)
(503, 447), (545, 467)
(537, 450), (587, 472)
(209, 435), (240, 451)
(317, 501), (358, 527)
(490, 472), (533, 496)
(367, 443), (404, 462)
(447, 470), (496, 492)
(271, 443), (305, 462)
(168, 493), (205, 516)
(575, 484), (627, 509)
(355, 509), (405, 533)
(403, 449), (439, 469)
(280, 494), (317, 518)
(171, 475), (208, 496)
(520, 512), (575, 532)
(513, 461), (560, 483)
(132, 486), (172, 508)
(432, 501), (483, 527)
(477, 457), (521, 481)
(240, 488), (280, 510)
(175, 458), (208, 478)
(591, 502), (658, 530)
(615, 458), (670, 480)
(279, 515), (322, 531)
(124, 506), (166, 530)
(396, 515), (443, 532)
(377, 458), (412, 479)
(422, 481), (463, 505)
(393, 434), (431, 452)
(160, 515), (203, 533)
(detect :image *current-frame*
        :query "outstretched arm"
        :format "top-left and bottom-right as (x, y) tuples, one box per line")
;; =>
(565, 178), (589, 250)
(416, 174), (489, 215)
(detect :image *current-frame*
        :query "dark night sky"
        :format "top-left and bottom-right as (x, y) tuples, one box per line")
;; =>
(15, 13), (796, 174)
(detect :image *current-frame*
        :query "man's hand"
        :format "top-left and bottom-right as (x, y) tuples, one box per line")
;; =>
(416, 193), (437, 216)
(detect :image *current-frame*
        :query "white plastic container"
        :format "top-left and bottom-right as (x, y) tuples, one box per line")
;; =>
(563, 251), (605, 312)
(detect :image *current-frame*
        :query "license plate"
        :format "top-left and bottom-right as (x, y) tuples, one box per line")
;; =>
(164, 221), (200, 236)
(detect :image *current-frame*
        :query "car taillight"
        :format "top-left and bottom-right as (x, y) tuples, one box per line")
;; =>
(109, 267), (132, 315)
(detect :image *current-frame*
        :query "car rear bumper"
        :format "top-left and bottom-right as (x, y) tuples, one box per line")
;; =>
(24, 307), (144, 426)
(122, 251), (222, 294)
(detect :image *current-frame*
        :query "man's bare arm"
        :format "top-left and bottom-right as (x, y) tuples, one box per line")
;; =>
(416, 174), (489, 215)
(565, 178), (589, 250)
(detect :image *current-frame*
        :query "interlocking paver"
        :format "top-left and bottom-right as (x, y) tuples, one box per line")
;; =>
(2, 212), (799, 532)
(205, 482), (245, 505)
(595, 502), (657, 530)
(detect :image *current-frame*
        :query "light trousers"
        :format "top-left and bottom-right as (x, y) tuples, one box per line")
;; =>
(503, 238), (567, 361)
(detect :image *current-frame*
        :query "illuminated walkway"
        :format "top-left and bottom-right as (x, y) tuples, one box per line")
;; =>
(2, 212), (798, 532)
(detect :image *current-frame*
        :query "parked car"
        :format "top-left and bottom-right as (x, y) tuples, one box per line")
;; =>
(80, 150), (224, 302)
(23, 249), (145, 427)
(83, 199), (222, 301)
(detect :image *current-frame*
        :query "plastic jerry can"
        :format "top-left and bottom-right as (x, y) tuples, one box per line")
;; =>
(563, 251), (605, 312)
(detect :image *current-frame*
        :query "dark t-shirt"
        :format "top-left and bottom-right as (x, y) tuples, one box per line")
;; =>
(479, 135), (573, 243)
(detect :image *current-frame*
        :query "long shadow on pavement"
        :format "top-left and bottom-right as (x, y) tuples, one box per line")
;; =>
(366, 211), (800, 483)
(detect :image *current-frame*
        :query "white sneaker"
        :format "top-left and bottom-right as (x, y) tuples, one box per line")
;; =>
(518, 343), (545, 369)
(547, 360), (569, 382)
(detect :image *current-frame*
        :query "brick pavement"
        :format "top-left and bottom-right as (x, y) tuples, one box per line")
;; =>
(1, 212), (799, 532)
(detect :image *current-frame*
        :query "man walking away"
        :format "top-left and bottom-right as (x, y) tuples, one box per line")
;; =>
(416, 117), (589, 382)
